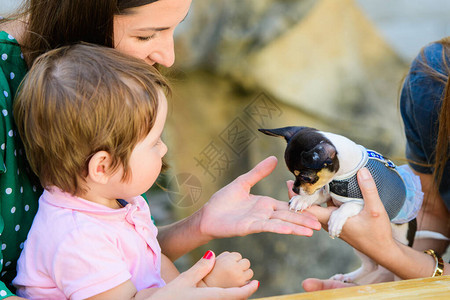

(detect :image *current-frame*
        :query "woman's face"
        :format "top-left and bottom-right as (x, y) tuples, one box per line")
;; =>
(114, 0), (192, 67)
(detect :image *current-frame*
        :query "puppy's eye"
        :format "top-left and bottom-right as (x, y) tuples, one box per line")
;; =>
(323, 159), (333, 168)
(300, 175), (313, 183)
(294, 170), (300, 176)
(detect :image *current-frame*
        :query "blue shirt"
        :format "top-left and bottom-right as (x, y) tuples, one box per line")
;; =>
(400, 42), (450, 210)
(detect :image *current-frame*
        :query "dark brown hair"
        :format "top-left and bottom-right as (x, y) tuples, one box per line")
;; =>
(435, 75), (450, 187)
(14, 43), (170, 195)
(2, 0), (158, 65)
(416, 37), (450, 188)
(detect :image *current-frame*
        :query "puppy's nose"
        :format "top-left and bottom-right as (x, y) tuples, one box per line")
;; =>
(292, 186), (299, 194)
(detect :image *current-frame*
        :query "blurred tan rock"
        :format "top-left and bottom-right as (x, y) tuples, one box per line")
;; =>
(241, 0), (406, 134)
(174, 0), (408, 156)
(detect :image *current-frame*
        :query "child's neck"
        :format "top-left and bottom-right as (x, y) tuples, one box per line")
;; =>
(78, 188), (123, 209)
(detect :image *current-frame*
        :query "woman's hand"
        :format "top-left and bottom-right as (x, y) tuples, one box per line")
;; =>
(151, 251), (259, 300)
(302, 278), (355, 292)
(298, 168), (397, 291)
(289, 168), (394, 253)
(159, 156), (321, 261)
(199, 156), (321, 240)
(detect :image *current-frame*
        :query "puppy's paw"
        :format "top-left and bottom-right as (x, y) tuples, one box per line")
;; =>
(289, 191), (323, 212)
(330, 273), (355, 283)
(289, 195), (311, 212)
(328, 214), (345, 238)
(328, 202), (363, 238)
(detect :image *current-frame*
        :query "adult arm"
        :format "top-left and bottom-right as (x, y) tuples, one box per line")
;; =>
(158, 156), (321, 261)
(411, 171), (450, 254)
(337, 168), (449, 279)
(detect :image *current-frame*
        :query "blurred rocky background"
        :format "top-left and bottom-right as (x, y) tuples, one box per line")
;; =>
(2, 0), (450, 298)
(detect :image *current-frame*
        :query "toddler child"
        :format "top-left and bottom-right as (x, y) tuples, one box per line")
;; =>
(12, 43), (255, 299)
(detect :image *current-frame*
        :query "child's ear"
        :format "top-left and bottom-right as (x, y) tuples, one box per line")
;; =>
(87, 151), (113, 184)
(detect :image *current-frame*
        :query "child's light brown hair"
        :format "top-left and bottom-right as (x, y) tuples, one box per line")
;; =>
(14, 43), (170, 195)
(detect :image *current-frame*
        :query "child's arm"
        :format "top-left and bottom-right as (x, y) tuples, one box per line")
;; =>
(161, 253), (180, 282)
(201, 251), (254, 288)
(86, 254), (178, 300)
(85, 280), (157, 300)
(87, 251), (258, 300)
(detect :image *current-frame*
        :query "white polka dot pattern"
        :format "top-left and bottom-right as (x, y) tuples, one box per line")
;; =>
(0, 31), (42, 296)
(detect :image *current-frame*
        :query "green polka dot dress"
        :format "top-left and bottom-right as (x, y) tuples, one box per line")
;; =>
(0, 31), (42, 297)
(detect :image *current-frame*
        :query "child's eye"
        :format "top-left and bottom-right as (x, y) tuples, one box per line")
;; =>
(136, 34), (156, 42)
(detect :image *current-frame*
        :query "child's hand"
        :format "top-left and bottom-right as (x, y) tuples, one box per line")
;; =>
(202, 251), (254, 288)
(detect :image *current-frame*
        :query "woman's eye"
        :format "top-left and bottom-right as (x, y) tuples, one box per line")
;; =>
(136, 34), (156, 41)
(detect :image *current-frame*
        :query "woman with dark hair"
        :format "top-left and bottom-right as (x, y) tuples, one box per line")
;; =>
(0, 1), (322, 298)
(302, 38), (450, 291)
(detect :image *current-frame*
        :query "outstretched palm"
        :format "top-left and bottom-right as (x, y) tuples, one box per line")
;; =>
(199, 156), (321, 239)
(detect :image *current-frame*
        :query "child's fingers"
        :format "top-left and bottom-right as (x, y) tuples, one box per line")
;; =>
(243, 268), (254, 281)
(238, 258), (251, 269)
(231, 252), (243, 261)
(219, 251), (242, 262)
(216, 251), (230, 259)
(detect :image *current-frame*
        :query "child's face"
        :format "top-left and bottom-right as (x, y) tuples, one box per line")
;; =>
(109, 91), (168, 198)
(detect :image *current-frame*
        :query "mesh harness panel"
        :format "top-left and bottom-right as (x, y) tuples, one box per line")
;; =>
(329, 150), (406, 220)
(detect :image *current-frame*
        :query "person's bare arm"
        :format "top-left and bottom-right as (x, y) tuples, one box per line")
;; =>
(85, 280), (157, 300)
(302, 168), (449, 290)
(411, 172), (450, 254)
(87, 252), (258, 300)
(161, 253), (180, 283)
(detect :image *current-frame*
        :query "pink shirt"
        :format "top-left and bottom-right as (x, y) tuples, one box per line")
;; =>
(13, 188), (165, 300)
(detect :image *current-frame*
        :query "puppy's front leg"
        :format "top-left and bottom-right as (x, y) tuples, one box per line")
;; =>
(328, 201), (363, 238)
(289, 187), (329, 212)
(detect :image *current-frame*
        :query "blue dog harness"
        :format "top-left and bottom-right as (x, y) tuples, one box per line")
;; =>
(328, 148), (423, 224)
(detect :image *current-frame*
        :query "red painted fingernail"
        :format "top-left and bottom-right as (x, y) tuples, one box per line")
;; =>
(203, 250), (213, 259)
(257, 281), (260, 288)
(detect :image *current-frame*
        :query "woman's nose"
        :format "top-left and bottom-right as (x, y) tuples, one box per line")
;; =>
(150, 36), (175, 67)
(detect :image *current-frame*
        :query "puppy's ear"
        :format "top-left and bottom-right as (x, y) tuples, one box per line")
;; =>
(301, 142), (336, 169)
(258, 126), (307, 142)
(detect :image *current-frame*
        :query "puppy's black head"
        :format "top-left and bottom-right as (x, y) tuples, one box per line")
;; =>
(259, 126), (339, 195)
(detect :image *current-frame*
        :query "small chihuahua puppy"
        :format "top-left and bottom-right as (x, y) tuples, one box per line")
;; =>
(259, 126), (423, 284)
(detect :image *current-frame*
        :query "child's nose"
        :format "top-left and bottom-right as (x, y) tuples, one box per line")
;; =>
(161, 141), (168, 156)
